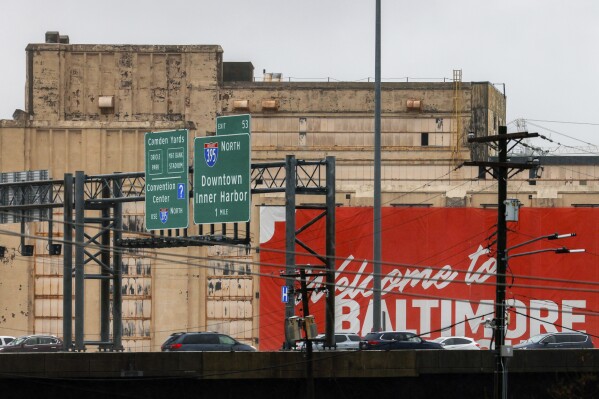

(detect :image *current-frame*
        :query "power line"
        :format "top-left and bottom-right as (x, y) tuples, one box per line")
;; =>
(524, 119), (599, 127)
(2, 220), (597, 295)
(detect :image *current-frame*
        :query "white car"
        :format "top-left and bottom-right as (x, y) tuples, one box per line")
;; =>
(296, 333), (362, 351)
(432, 336), (481, 350)
(0, 336), (15, 346)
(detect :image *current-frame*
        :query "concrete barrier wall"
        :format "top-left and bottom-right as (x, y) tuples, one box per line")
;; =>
(0, 351), (597, 399)
(0, 350), (596, 379)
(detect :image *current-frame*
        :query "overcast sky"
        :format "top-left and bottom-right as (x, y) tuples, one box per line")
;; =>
(1, 0), (598, 152)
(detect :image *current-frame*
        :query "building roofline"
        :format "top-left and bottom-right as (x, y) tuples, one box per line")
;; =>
(25, 43), (223, 53)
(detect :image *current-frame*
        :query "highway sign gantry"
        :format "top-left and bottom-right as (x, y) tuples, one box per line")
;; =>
(144, 129), (189, 230)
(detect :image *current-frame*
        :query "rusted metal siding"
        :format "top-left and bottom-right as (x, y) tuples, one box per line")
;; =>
(34, 255), (64, 336)
(206, 247), (255, 343)
(121, 256), (152, 351)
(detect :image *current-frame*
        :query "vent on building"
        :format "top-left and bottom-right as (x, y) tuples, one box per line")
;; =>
(233, 100), (250, 111)
(44, 31), (68, 44)
(261, 99), (279, 111)
(45, 31), (60, 43)
(407, 99), (422, 111)
(99, 96), (115, 109)
(12, 109), (29, 122)
(264, 73), (283, 82)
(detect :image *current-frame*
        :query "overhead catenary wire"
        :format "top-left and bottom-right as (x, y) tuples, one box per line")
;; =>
(0, 189), (597, 297)
(507, 118), (599, 155)
(1, 217), (597, 296)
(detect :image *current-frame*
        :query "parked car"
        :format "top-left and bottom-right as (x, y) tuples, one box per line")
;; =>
(432, 336), (481, 350)
(514, 332), (594, 350)
(161, 332), (257, 352)
(360, 331), (444, 350)
(0, 336), (15, 346)
(0, 335), (62, 352)
(296, 333), (362, 351)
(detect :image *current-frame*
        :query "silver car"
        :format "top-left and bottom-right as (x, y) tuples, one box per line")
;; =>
(296, 333), (362, 351)
(0, 336), (15, 346)
(432, 336), (481, 350)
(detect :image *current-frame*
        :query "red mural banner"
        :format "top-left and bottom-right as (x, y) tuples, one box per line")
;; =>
(259, 207), (599, 351)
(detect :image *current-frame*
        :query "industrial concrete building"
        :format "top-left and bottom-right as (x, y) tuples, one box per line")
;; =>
(0, 33), (597, 351)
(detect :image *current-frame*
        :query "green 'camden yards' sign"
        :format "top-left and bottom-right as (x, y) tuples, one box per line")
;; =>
(193, 133), (251, 224)
(144, 129), (189, 230)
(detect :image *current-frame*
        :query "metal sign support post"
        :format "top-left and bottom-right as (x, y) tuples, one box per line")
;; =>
(62, 173), (73, 350)
(284, 155), (297, 349)
(74, 171), (85, 351)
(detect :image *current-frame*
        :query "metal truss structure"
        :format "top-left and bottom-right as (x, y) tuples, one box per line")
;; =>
(0, 155), (336, 351)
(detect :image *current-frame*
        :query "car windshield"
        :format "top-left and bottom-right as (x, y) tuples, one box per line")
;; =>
(528, 334), (549, 343)
(162, 334), (182, 346)
(432, 337), (445, 343)
(9, 337), (27, 346)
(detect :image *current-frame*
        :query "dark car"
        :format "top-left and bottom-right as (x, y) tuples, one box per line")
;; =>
(514, 332), (594, 350)
(0, 334), (62, 353)
(161, 332), (257, 352)
(360, 331), (444, 350)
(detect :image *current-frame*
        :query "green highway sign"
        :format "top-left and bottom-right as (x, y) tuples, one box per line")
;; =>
(193, 133), (251, 224)
(216, 114), (250, 135)
(144, 129), (189, 230)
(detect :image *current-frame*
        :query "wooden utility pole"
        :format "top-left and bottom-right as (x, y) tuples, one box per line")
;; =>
(465, 126), (539, 399)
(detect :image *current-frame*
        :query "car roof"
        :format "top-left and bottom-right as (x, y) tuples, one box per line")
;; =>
(169, 331), (221, 336)
(18, 334), (59, 338)
(436, 336), (474, 339)
(314, 333), (360, 336)
(532, 331), (588, 338)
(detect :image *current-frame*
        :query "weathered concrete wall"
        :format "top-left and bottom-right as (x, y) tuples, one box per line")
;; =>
(0, 224), (31, 338)
(26, 44), (222, 129)
(0, 127), (28, 173)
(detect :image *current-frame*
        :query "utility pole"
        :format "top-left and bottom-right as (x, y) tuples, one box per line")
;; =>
(300, 268), (314, 399)
(495, 128), (509, 399)
(373, 0), (382, 333)
(280, 267), (322, 399)
(465, 126), (539, 399)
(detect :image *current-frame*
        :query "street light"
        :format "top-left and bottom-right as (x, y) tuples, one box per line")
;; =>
(555, 248), (585, 253)
(507, 232), (575, 252)
(495, 232), (585, 399)
(508, 247), (586, 259)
